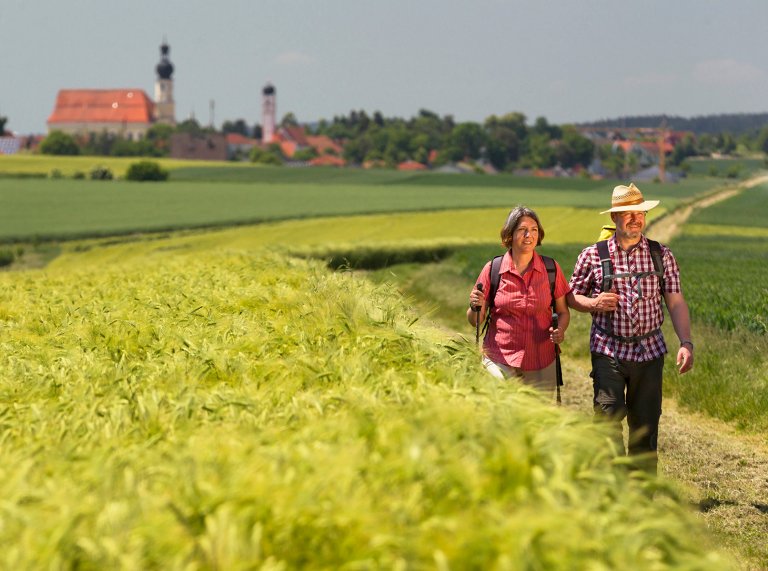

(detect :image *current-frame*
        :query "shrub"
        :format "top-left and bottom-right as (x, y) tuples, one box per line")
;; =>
(250, 146), (283, 165)
(49, 169), (63, 179)
(89, 166), (114, 180)
(40, 130), (80, 155)
(0, 248), (14, 267)
(125, 160), (169, 182)
(72, 171), (86, 180)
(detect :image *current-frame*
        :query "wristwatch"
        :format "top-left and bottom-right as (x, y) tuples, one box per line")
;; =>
(680, 340), (694, 350)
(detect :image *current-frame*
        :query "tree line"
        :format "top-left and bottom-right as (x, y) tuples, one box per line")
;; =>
(581, 113), (768, 136)
(22, 109), (768, 172)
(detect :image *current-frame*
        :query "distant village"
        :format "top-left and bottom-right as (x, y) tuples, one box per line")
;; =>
(1, 41), (762, 181)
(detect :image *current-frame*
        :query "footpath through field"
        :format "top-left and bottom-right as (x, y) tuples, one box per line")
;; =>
(563, 174), (768, 570)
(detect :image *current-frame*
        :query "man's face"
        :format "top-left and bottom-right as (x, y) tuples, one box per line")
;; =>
(612, 210), (646, 240)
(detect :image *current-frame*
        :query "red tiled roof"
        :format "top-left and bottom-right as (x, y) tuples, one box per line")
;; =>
(226, 133), (258, 145)
(310, 155), (346, 167)
(305, 134), (342, 155)
(279, 125), (310, 146)
(47, 89), (155, 125)
(397, 160), (427, 171)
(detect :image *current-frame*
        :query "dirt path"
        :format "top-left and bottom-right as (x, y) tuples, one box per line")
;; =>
(576, 175), (768, 569)
(558, 356), (768, 570)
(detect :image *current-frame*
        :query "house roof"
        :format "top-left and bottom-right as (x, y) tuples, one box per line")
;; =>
(397, 160), (428, 171)
(310, 155), (345, 167)
(278, 125), (310, 146)
(305, 135), (342, 155)
(47, 89), (155, 125)
(225, 133), (258, 145)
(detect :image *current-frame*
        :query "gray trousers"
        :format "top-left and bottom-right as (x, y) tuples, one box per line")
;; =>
(591, 353), (664, 473)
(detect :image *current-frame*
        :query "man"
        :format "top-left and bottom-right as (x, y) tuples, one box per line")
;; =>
(568, 183), (694, 473)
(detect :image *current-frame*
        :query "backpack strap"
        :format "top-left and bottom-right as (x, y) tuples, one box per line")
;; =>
(647, 239), (665, 295)
(481, 255), (503, 337)
(539, 254), (557, 311)
(596, 240), (612, 292)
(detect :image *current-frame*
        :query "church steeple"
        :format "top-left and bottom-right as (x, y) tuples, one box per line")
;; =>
(154, 39), (176, 125)
(156, 41), (174, 80)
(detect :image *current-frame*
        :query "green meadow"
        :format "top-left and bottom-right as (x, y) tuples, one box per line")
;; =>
(0, 155), (716, 242)
(2, 158), (765, 567)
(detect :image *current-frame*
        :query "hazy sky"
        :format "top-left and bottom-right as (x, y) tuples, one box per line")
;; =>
(3, 0), (768, 134)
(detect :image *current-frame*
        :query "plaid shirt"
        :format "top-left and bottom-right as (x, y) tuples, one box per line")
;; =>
(475, 251), (570, 371)
(569, 236), (682, 362)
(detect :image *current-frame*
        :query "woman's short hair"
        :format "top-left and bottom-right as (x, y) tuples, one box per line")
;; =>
(500, 205), (545, 249)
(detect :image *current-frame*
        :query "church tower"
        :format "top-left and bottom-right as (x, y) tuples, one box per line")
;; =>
(262, 83), (276, 143)
(154, 40), (176, 125)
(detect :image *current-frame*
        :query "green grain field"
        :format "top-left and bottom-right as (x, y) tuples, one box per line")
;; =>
(1, 158), (759, 567)
(0, 235), (733, 569)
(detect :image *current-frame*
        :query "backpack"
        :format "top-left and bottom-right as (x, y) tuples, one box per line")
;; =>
(596, 239), (665, 295)
(598, 224), (616, 241)
(593, 238), (666, 343)
(481, 254), (558, 337)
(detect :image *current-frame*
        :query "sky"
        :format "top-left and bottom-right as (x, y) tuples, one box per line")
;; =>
(3, 0), (768, 135)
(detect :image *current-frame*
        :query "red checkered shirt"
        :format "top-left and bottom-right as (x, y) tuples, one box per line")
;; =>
(569, 235), (682, 362)
(475, 251), (570, 371)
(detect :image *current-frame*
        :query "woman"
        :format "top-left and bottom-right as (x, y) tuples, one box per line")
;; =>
(467, 206), (570, 391)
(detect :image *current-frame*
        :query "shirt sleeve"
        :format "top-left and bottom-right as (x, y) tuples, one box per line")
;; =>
(662, 246), (682, 294)
(569, 246), (597, 296)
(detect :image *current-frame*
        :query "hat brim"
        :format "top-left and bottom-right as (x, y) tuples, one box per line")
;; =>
(600, 200), (659, 215)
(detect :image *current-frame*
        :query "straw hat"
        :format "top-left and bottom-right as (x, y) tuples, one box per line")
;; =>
(600, 183), (660, 214)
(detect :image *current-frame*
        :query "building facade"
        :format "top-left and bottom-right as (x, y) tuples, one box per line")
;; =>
(46, 41), (176, 139)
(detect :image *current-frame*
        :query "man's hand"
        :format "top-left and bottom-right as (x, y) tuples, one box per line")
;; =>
(592, 291), (619, 312)
(677, 345), (694, 374)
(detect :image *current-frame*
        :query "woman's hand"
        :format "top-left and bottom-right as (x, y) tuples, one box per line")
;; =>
(549, 326), (565, 344)
(469, 286), (484, 310)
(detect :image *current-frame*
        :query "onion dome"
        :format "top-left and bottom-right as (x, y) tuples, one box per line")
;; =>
(263, 83), (276, 96)
(156, 42), (174, 80)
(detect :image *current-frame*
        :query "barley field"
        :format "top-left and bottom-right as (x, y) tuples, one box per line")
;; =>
(0, 237), (733, 569)
(0, 161), (752, 568)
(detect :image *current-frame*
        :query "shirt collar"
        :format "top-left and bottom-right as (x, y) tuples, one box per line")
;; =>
(500, 250), (544, 274)
(609, 234), (648, 254)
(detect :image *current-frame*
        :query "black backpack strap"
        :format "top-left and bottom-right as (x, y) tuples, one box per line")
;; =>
(596, 240), (612, 292)
(481, 255), (503, 337)
(647, 239), (665, 295)
(540, 255), (557, 311)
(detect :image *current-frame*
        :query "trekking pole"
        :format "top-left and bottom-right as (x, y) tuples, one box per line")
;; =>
(474, 283), (483, 345)
(552, 311), (563, 405)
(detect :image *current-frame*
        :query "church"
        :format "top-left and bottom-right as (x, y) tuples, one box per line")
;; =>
(46, 42), (176, 140)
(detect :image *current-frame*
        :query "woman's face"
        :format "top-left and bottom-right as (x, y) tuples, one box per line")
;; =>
(511, 216), (539, 253)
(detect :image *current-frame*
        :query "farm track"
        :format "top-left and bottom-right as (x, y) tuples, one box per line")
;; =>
(575, 175), (768, 569)
(558, 357), (768, 570)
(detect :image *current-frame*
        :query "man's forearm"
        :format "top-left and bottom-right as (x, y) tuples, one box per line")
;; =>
(667, 295), (692, 343)
(567, 292), (595, 313)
